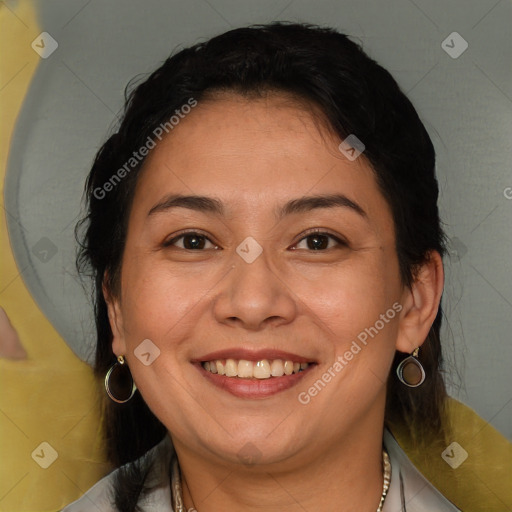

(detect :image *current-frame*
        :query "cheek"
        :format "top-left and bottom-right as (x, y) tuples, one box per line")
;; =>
(119, 257), (215, 343)
(293, 251), (400, 390)
(116, 260), (201, 412)
(294, 256), (397, 338)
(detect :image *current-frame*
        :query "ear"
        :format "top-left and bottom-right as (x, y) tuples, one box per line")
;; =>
(395, 251), (444, 354)
(102, 271), (127, 357)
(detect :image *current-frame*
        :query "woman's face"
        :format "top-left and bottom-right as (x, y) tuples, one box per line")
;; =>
(108, 93), (410, 466)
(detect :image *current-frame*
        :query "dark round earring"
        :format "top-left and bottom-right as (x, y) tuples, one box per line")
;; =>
(396, 347), (425, 387)
(104, 355), (137, 403)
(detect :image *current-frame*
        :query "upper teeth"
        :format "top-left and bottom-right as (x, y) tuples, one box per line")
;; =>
(202, 359), (309, 379)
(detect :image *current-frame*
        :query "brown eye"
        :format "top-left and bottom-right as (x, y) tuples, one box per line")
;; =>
(293, 231), (347, 251)
(165, 232), (217, 250)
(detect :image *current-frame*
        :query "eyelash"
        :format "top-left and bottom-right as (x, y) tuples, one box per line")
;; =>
(292, 228), (348, 251)
(163, 229), (347, 251)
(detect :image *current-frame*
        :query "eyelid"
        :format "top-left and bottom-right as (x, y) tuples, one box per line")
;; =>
(163, 228), (347, 250)
(290, 228), (348, 249)
(163, 229), (220, 248)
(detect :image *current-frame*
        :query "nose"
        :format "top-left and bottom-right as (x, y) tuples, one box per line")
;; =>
(212, 250), (298, 331)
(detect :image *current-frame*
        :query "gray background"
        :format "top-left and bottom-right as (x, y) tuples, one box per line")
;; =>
(4, 0), (512, 438)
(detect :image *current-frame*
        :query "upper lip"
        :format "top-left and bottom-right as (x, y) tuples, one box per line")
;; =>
(193, 348), (316, 364)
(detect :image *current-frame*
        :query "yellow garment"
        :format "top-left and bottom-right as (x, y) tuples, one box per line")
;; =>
(0, 3), (510, 512)
(391, 397), (512, 512)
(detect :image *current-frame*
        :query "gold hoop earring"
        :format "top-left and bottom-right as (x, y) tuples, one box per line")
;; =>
(396, 347), (425, 387)
(105, 355), (137, 403)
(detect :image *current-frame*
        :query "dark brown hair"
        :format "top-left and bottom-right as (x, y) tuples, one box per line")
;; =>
(76, 21), (447, 511)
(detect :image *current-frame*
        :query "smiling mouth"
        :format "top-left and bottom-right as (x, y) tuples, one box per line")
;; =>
(201, 358), (311, 379)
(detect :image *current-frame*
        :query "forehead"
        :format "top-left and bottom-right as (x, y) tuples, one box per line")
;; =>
(132, 93), (389, 222)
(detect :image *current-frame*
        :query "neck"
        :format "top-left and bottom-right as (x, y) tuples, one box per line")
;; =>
(173, 411), (386, 512)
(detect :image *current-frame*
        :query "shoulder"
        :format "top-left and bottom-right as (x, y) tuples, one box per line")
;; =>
(61, 435), (174, 512)
(388, 398), (512, 510)
(383, 429), (461, 512)
(60, 472), (118, 512)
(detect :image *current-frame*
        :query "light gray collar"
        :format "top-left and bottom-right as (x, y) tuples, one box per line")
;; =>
(62, 429), (460, 511)
(382, 429), (460, 511)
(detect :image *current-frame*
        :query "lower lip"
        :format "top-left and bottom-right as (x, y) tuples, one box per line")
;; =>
(195, 364), (315, 399)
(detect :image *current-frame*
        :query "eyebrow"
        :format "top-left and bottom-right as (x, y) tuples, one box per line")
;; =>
(147, 193), (367, 220)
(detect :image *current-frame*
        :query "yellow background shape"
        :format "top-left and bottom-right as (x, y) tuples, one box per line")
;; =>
(0, 2), (110, 511)
(0, 2), (511, 512)
(389, 397), (512, 511)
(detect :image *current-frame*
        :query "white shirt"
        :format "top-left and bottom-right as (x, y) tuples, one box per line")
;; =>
(61, 429), (460, 511)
